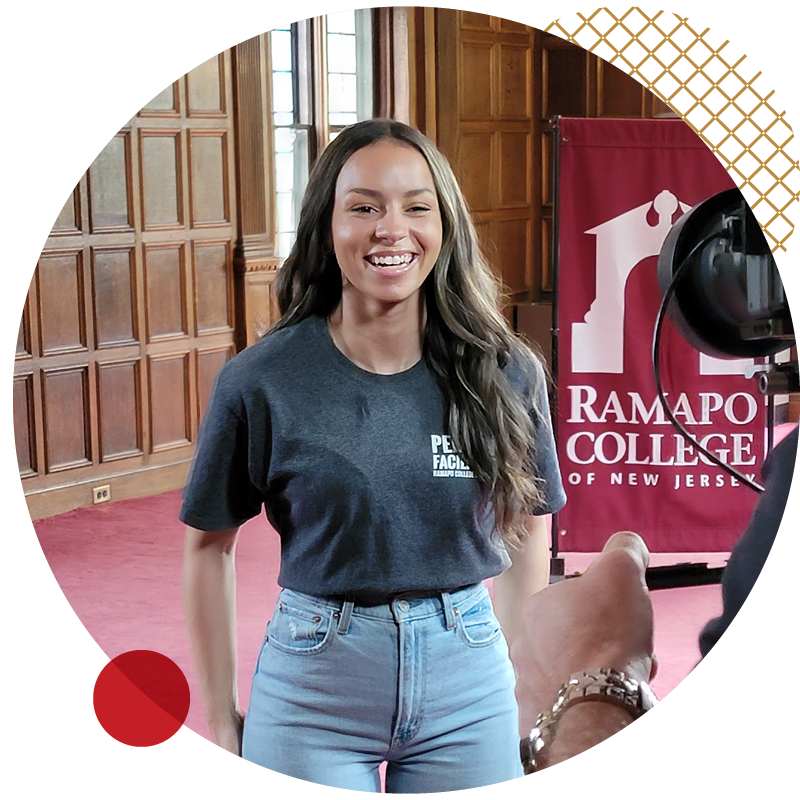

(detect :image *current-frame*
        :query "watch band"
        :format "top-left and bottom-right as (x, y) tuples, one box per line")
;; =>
(520, 668), (657, 774)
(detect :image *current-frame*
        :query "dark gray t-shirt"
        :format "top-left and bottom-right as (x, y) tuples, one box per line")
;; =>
(180, 314), (566, 596)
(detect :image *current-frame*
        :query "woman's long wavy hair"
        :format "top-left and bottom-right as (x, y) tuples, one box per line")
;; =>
(274, 119), (546, 547)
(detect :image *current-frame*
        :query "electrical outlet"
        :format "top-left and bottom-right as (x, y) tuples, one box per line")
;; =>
(93, 485), (111, 504)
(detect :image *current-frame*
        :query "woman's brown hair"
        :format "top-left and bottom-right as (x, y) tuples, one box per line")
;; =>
(273, 119), (546, 546)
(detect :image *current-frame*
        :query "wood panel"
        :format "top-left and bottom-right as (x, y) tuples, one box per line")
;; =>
(17, 48), (241, 518)
(17, 302), (30, 357)
(140, 82), (180, 116)
(97, 360), (142, 460)
(37, 250), (86, 354)
(186, 54), (225, 117)
(456, 132), (493, 209)
(140, 130), (183, 229)
(92, 247), (137, 347)
(422, 10), (683, 306)
(145, 244), (187, 340)
(189, 131), (230, 226)
(52, 189), (81, 235)
(194, 241), (232, 333)
(88, 132), (133, 231)
(196, 346), (234, 419)
(149, 353), (190, 451)
(598, 59), (646, 118)
(42, 367), (91, 471)
(435, 10), (537, 300)
(13, 375), (36, 477)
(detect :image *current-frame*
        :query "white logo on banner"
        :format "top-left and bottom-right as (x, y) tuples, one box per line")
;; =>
(571, 190), (752, 376)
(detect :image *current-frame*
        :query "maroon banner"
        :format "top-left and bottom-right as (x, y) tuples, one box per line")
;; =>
(555, 118), (763, 552)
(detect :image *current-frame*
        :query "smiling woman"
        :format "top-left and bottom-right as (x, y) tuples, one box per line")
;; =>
(180, 118), (566, 792)
(328, 139), (443, 372)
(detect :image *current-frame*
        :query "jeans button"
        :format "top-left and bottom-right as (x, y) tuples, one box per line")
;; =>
(398, 599), (410, 612)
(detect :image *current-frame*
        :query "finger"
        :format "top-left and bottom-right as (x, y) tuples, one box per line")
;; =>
(583, 532), (650, 595)
(650, 652), (659, 681)
(601, 531), (650, 570)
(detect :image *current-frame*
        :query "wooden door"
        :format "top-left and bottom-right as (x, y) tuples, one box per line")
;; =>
(15, 53), (238, 519)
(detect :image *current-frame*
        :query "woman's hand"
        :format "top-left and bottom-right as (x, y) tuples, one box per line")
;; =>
(210, 710), (245, 756)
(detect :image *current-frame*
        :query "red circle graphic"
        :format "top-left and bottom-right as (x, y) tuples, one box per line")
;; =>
(93, 650), (190, 747)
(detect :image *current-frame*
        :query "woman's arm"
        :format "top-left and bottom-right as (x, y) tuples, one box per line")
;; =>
(492, 514), (551, 648)
(182, 525), (243, 755)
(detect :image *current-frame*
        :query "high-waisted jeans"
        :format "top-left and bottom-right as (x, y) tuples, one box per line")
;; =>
(241, 582), (523, 792)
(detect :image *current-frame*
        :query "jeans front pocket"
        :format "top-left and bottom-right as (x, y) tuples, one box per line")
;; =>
(266, 592), (336, 656)
(455, 592), (504, 648)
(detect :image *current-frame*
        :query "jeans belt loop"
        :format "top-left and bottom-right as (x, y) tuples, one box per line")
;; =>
(337, 598), (355, 635)
(441, 590), (456, 631)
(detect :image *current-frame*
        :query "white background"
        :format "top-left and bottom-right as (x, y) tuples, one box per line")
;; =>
(1, 2), (797, 797)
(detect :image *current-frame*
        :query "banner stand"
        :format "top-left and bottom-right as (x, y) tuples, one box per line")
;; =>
(544, 116), (765, 587)
(548, 116), (564, 583)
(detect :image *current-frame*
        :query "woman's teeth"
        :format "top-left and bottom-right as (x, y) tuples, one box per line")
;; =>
(369, 254), (414, 267)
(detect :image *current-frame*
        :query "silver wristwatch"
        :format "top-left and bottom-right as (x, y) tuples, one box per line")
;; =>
(519, 668), (658, 774)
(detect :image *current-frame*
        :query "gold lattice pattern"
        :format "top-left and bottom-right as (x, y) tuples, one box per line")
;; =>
(546, 7), (800, 254)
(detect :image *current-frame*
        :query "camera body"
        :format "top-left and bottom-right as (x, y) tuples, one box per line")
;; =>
(657, 188), (796, 395)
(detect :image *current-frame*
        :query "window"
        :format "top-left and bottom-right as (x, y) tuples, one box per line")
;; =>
(270, 10), (374, 257)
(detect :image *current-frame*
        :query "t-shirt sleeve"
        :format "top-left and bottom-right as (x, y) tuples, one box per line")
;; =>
(515, 350), (567, 515)
(179, 368), (266, 531)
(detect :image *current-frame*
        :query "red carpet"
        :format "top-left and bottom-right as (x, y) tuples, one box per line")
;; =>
(35, 491), (725, 741)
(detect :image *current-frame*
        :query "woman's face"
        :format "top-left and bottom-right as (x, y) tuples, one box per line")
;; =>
(330, 139), (443, 312)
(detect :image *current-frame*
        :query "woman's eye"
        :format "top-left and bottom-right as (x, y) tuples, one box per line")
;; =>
(407, 206), (431, 213)
(352, 205), (376, 213)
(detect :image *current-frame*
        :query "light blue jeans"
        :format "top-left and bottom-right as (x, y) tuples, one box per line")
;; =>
(241, 583), (523, 792)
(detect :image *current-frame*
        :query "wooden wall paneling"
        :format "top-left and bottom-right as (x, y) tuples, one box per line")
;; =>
(13, 375), (36, 477)
(597, 58), (646, 117)
(405, 7), (439, 138)
(498, 43), (531, 120)
(186, 53), (226, 118)
(543, 39), (588, 118)
(374, 7), (411, 124)
(460, 11), (493, 31)
(457, 131), (494, 210)
(232, 36), (273, 243)
(96, 359), (142, 461)
(36, 249), (87, 355)
(494, 217), (531, 295)
(234, 260), (281, 346)
(19, 42), (244, 517)
(148, 352), (191, 451)
(16, 298), (30, 357)
(194, 240), (233, 334)
(196, 345), (234, 420)
(139, 81), (181, 117)
(91, 246), (138, 347)
(139, 129), (183, 230)
(188, 130), (230, 227)
(498, 131), (531, 206)
(88, 131), (134, 232)
(459, 42), (494, 120)
(41, 366), (91, 472)
(435, 10), (537, 301)
(231, 34), (282, 349)
(51, 186), (81, 235)
(499, 16), (529, 34)
(144, 243), (188, 340)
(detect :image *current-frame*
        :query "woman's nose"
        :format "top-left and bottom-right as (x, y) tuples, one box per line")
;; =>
(375, 208), (407, 242)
